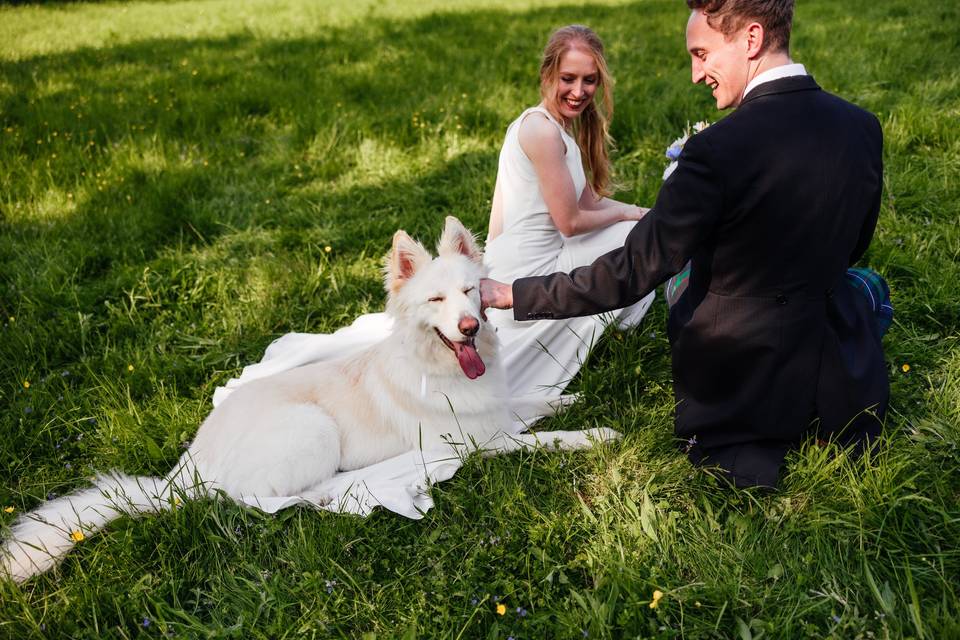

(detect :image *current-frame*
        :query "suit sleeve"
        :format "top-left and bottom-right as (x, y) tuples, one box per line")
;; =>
(849, 116), (883, 266)
(512, 132), (725, 321)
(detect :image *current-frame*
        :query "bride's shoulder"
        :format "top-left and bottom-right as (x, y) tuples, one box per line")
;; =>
(516, 109), (563, 149)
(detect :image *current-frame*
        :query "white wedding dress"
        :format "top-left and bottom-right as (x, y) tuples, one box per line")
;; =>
(212, 105), (654, 519)
(483, 105), (655, 401)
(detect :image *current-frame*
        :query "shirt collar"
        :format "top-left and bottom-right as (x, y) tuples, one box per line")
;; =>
(743, 63), (807, 99)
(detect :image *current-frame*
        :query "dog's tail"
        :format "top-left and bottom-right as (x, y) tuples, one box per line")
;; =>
(1, 471), (190, 583)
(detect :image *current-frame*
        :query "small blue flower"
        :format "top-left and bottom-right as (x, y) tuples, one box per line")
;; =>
(23, 406), (33, 414)
(582, 630), (589, 638)
(470, 597), (478, 606)
(665, 144), (683, 161)
(325, 579), (337, 593)
(516, 607), (527, 617)
(831, 614), (841, 624)
(64, 462), (72, 470)
(142, 617), (151, 628)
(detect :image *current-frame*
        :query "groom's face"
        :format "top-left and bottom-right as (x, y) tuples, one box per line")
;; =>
(686, 9), (750, 110)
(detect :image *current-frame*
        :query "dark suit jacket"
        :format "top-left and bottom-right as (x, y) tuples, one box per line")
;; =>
(512, 75), (889, 487)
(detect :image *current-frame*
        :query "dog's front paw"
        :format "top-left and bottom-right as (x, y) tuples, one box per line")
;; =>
(587, 427), (622, 443)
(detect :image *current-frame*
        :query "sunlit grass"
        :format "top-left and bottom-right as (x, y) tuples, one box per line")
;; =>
(1, 0), (958, 637)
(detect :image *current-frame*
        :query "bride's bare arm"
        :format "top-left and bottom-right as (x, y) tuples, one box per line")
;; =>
(519, 113), (645, 237)
(487, 173), (505, 241)
(580, 187), (650, 217)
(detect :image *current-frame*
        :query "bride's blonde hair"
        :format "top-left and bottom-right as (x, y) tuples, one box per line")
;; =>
(539, 25), (616, 197)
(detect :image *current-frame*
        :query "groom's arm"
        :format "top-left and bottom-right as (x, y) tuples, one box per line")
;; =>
(510, 133), (725, 321)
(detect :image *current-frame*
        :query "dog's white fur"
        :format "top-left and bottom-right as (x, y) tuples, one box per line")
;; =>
(1, 216), (619, 583)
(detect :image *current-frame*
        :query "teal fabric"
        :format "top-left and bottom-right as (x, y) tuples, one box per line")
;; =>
(844, 267), (893, 337)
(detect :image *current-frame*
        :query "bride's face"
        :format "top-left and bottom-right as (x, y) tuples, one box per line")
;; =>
(553, 48), (599, 124)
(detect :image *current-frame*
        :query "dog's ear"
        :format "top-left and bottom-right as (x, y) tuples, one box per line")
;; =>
(437, 216), (482, 264)
(385, 230), (431, 293)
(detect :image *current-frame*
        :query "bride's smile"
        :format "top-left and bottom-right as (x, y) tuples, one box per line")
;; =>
(553, 48), (598, 124)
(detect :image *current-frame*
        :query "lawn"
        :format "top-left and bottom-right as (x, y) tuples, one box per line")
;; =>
(1, 0), (958, 637)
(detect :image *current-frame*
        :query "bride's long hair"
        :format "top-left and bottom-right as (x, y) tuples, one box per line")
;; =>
(539, 25), (616, 197)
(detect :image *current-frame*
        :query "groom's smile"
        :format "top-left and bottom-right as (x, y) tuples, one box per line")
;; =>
(686, 8), (751, 110)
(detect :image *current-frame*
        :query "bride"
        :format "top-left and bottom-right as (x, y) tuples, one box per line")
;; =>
(214, 25), (654, 419)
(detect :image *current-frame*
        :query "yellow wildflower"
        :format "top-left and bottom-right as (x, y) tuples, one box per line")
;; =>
(495, 603), (506, 616)
(70, 530), (85, 542)
(23, 381), (30, 389)
(127, 364), (135, 372)
(901, 364), (910, 373)
(649, 590), (664, 609)
(324, 246), (332, 253)
(3, 506), (14, 514)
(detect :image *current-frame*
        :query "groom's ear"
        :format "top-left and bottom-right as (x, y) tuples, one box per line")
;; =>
(385, 230), (431, 294)
(437, 215), (483, 264)
(744, 21), (765, 58)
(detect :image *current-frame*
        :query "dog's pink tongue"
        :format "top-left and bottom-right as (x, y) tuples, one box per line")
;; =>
(454, 342), (485, 379)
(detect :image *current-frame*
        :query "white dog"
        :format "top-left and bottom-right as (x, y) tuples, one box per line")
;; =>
(1, 216), (619, 582)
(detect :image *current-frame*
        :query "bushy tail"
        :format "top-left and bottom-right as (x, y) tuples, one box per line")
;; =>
(1, 472), (186, 583)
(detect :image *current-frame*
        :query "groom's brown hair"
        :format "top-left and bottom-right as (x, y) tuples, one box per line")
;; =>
(686, 0), (794, 54)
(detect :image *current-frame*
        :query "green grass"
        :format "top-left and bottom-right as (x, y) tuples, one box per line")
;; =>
(1, 0), (958, 637)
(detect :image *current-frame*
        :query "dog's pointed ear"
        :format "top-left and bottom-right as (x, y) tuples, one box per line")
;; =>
(385, 230), (431, 293)
(437, 215), (483, 263)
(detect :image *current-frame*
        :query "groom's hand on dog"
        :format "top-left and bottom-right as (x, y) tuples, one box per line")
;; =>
(479, 278), (513, 320)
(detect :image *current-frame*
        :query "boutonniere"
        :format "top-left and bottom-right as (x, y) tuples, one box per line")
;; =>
(663, 121), (711, 180)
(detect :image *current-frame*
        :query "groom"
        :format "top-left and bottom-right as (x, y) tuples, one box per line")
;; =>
(480, 0), (889, 487)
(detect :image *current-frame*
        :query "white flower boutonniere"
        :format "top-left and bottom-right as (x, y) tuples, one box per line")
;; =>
(663, 120), (711, 180)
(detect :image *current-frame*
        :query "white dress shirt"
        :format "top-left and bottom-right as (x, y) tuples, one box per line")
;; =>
(743, 63), (808, 99)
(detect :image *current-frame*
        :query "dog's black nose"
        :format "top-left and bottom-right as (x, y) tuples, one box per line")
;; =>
(458, 316), (479, 337)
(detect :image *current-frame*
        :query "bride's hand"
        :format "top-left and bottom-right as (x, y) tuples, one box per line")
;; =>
(624, 205), (650, 222)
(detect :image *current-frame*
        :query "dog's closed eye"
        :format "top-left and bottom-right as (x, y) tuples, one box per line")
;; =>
(428, 295), (445, 303)
(462, 287), (475, 295)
